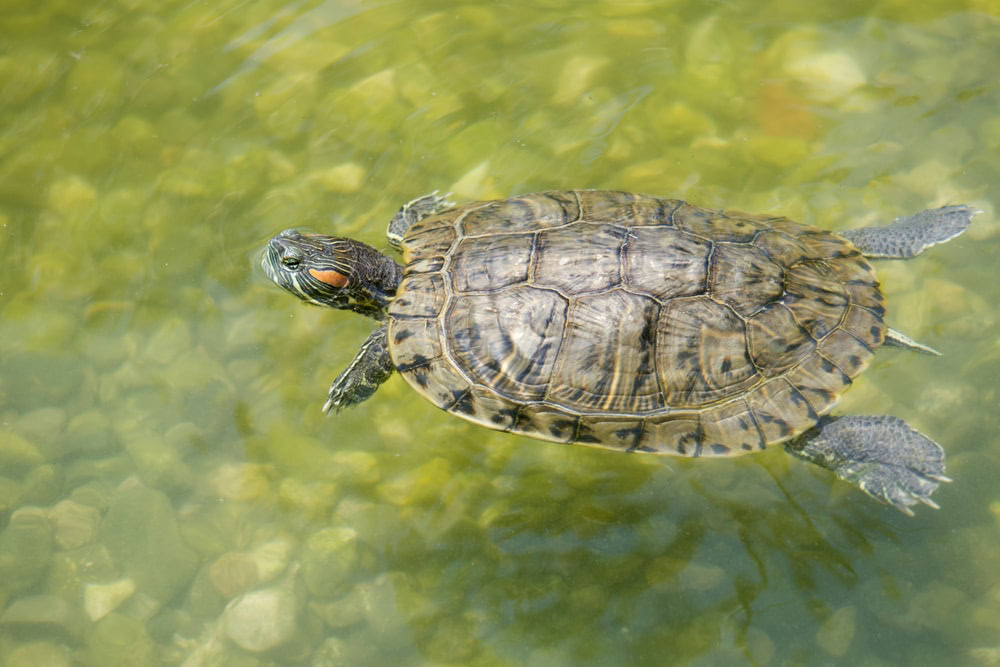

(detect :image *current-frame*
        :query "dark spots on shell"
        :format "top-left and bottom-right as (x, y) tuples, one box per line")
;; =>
(614, 424), (644, 447)
(576, 432), (602, 444)
(633, 444), (657, 453)
(870, 325), (882, 342)
(393, 329), (413, 344)
(738, 418), (750, 431)
(846, 278), (877, 287)
(759, 413), (791, 437)
(821, 358), (835, 373)
(414, 371), (429, 388)
(867, 303), (886, 317)
(490, 408), (518, 426)
(678, 431), (703, 457)
(848, 354), (862, 369)
(449, 389), (476, 415)
(549, 418), (577, 439)
(721, 359), (732, 373)
(854, 258), (870, 270)
(804, 387), (834, 405)
(396, 354), (430, 372)
(741, 443), (753, 451)
(710, 443), (730, 455)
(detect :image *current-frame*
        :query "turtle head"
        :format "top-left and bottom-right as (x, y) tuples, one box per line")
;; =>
(262, 229), (402, 319)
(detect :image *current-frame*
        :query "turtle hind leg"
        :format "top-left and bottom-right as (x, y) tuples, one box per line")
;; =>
(386, 191), (456, 251)
(784, 415), (949, 516)
(841, 204), (979, 259)
(323, 324), (394, 413)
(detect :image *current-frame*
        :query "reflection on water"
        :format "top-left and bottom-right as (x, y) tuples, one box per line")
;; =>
(1, 0), (998, 665)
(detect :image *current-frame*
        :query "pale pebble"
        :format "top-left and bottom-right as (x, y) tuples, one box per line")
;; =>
(816, 605), (856, 656)
(83, 578), (136, 621)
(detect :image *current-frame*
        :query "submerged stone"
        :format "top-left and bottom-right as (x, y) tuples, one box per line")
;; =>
(97, 482), (198, 604)
(83, 612), (156, 666)
(49, 499), (101, 550)
(0, 507), (54, 599)
(4, 642), (71, 667)
(301, 527), (359, 599)
(816, 605), (856, 656)
(0, 594), (83, 638)
(376, 457), (452, 506)
(83, 578), (136, 622)
(209, 551), (261, 600)
(222, 583), (300, 653)
(0, 431), (45, 468)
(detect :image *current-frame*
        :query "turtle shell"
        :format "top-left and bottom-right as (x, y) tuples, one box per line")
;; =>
(386, 190), (886, 457)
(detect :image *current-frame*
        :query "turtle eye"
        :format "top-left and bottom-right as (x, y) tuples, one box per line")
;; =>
(281, 256), (301, 269)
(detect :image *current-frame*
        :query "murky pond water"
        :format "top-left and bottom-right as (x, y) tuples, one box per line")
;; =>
(1, 1), (999, 665)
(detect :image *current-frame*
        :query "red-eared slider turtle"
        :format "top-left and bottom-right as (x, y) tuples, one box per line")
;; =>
(262, 190), (976, 515)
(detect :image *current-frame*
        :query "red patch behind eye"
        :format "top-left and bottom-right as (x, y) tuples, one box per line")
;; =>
(309, 269), (349, 287)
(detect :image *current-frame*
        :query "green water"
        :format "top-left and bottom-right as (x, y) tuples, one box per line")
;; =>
(2, 0), (999, 664)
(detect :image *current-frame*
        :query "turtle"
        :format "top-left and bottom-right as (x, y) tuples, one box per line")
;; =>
(261, 190), (976, 515)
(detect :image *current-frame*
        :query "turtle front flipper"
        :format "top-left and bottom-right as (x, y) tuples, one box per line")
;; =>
(840, 204), (978, 259)
(386, 191), (456, 250)
(323, 324), (394, 413)
(784, 415), (949, 515)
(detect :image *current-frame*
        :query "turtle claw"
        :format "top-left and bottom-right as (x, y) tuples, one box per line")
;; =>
(918, 496), (941, 510)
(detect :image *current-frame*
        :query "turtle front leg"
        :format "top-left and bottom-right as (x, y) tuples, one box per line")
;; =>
(323, 324), (394, 412)
(784, 416), (949, 516)
(386, 191), (456, 250)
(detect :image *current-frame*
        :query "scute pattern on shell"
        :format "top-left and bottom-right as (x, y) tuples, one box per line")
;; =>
(387, 190), (886, 457)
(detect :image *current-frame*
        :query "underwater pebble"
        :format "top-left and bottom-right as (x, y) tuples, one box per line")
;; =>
(0, 430), (46, 468)
(970, 647), (1000, 665)
(552, 56), (608, 105)
(83, 577), (136, 621)
(212, 462), (274, 501)
(301, 526), (359, 598)
(356, 572), (435, 640)
(3, 642), (71, 667)
(46, 175), (97, 218)
(13, 407), (66, 444)
(784, 50), (866, 102)
(98, 482), (198, 604)
(83, 612), (155, 665)
(816, 605), (856, 656)
(222, 583), (300, 652)
(19, 464), (62, 506)
(126, 437), (192, 492)
(49, 499), (101, 550)
(0, 594), (82, 638)
(327, 450), (380, 486)
(0, 477), (21, 513)
(309, 163), (366, 193)
(209, 552), (260, 599)
(46, 543), (117, 600)
(69, 480), (110, 512)
(310, 586), (366, 629)
(0, 507), (54, 599)
(250, 536), (294, 584)
(278, 477), (338, 519)
(376, 457), (452, 506)
(63, 410), (116, 457)
(645, 557), (725, 591)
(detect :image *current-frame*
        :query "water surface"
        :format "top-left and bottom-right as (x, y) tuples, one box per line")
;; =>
(1, 1), (998, 665)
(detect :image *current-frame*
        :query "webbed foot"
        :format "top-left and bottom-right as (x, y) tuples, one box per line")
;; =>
(841, 204), (978, 259)
(323, 324), (394, 413)
(784, 415), (949, 516)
